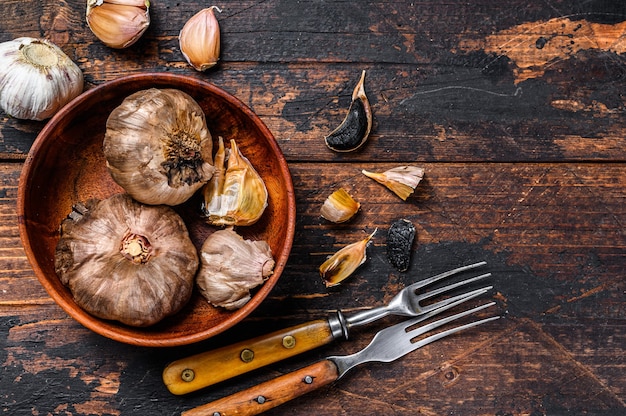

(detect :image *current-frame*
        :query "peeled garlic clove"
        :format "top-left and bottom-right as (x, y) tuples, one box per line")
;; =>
(54, 194), (198, 327)
(104, 88), (215, 206)
(319, 229), (376, 287)
(201, 138), (268, 226)
(196, 228), (275, 310)
(362, 166), (424, 200)
(0, 37), (83, 121)
(86, 0), (150, 49)
(325, 70), (372, 152)
(179, 6), (221, 71)
(386, 219), (416, 272)
(320, 188), (360, 223)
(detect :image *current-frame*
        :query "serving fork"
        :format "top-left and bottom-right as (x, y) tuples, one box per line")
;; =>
(182, 302), (499, 416)
(163, 261), (492, 395)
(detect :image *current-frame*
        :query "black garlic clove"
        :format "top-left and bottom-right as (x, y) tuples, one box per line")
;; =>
(325, 70), (372, 152)
(386, 219), (416, 272)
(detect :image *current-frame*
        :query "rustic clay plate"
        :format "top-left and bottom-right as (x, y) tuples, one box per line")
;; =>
(17, 73), (296, 347)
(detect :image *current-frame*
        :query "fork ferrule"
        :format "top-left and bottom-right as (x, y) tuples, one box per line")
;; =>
(328, 310), (350, 340)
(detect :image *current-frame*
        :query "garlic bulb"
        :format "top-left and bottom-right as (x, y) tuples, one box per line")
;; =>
(362, 166), (424, 200)
(104, 88), (215, 206)
(320, 188), (360, 223)
(179, 6), (221, 71)
(196, 228), (275, 310)
(0, 37), (83, 121)
(201, 137), (268, 226)
(54, 194), (199, 327)
(319, 230), (376, 287)
(86, 0), (150, 49)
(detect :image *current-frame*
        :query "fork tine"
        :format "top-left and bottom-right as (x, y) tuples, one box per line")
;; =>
(399, 286), (492, 327)
(418, 285), (492, 314)
(408, 261), (487, 291)
(406, 301), (497, 341)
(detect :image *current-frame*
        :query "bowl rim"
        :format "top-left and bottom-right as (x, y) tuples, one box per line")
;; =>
(16, 72), (296, 347)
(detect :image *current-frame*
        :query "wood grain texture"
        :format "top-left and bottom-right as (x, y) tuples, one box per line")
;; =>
(1, 0), (625, 415)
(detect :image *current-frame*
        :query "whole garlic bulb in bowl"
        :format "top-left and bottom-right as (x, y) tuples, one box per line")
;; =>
(0, 37), (84, 121)
(103, 88), (215, 206)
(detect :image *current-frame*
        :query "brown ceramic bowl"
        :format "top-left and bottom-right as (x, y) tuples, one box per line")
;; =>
(17, 73), (296, 347)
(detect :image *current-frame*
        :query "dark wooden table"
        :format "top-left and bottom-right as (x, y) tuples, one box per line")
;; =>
(1, 1), (625, 415)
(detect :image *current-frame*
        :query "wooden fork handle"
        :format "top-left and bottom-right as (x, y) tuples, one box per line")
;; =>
(163, 319), (335, 395)
(182, 359), (339, 416)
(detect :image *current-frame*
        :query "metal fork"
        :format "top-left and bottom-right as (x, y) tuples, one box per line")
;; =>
(183, 302), (500, 416)
(163, 261), (492, 395)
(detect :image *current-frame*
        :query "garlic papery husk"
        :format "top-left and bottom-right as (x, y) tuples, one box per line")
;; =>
(320, 188), (360, 223)
(54, 194), (199, 327)
(319, 229), (376, 287)
(179, 6), (221, 71)
(86, 0), (150, 49)
(197, 228), (275, 310)
(362, 166), (425, 200)
(103, 88), (215, 206)
(0, 37), (83, 121)
(201, 137), (268, 226)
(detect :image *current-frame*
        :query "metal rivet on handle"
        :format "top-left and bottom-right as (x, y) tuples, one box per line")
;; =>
(282, 335), (296, 349)
(240, 348), (254, 363)
(303, 375), (313, 384)
(256, 395), (266, 404)
(181, 369), (195, 382)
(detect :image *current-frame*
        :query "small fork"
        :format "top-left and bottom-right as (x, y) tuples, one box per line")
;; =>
(163, 261), (492, 395)
(183, 302), (500, 416)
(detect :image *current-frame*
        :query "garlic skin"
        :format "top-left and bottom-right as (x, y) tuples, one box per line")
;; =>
(201, 137), (268, 226)
(319, 230), (376, 287)
(180, 6), (221, 71)
(320, 188), (360, 223)
(54, 194), (199, 327)
(86, 0), (150, 49)
(197, 228), (275, 310)
(104, 88), (215, 206)
(0, 37), (83, 121)
(362, 166), (424, 200)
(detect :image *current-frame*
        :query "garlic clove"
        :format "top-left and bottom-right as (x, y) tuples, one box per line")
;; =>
(86, 0), (150, 49)
(179, 6), (221, 71)
(362, 166), (424, 200)
(201, 138), (268, 226)
(0, 37), (83, 121)
(319, 229), (376, 287)
(325, 70), (372, 152)
(386, 219), (416, 272)
(320, 188), (360, 223)
(196, 228), (275, 310)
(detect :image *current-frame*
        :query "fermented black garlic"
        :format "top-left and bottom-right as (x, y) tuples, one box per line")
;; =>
(325, 70), (372, 152)
(386, 219), (416, 272)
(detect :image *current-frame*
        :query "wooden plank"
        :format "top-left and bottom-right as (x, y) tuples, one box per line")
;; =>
(1, 2), (626, 162)
(1, 0), (625, 414)
(2, 159), (624, 414)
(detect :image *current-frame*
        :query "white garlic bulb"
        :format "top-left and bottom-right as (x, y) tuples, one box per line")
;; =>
(196, 228), (275, 310)
(103, 88), (215, 206)
(0, 37), (83, 121)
